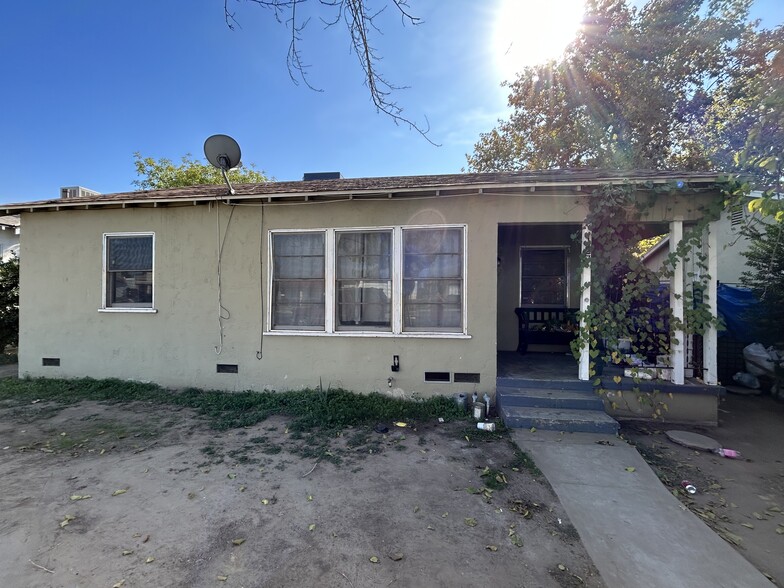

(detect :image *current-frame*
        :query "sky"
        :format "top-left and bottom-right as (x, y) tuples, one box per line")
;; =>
(0, 0), (782, 204)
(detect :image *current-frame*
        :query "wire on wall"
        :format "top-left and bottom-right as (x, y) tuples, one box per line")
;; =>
(214, 201), (236, 355)
(257, 204), (264, 360)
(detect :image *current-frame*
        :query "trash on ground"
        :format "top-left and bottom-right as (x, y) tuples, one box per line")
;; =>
(681, 480), (697, 494)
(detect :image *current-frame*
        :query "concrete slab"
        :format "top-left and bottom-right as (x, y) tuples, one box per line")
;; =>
(511, 430), (771, 588)
(665, 429), (721, 452)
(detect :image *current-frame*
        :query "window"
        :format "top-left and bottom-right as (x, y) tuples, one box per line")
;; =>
(269, 226), (466, 335)
(104, 233), (154, 309)
(336, 231), (392, 329)
(272, 232), (325, 329)
(403, 227), (463, 331)
(520, 247), (568, 307)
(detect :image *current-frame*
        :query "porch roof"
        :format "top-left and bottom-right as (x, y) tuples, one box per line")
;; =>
(2, 169), (722, 214)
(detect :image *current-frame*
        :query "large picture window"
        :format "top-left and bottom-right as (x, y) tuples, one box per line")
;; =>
(269, 225), (466, 335)
(104, 233), (154, 309)
(520, 247), (568, 307)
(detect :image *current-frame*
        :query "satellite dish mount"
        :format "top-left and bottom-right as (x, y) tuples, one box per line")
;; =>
(204, 134), (242, 195)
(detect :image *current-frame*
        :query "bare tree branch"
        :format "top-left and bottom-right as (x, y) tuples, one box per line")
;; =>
(223, 0), (437, 145)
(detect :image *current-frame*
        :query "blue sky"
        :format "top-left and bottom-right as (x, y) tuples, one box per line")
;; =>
(0, 0), (781, 204)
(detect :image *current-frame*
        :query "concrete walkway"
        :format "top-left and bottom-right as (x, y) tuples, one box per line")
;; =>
(0, 363), (17, 378)
(511, 429), (772, 588)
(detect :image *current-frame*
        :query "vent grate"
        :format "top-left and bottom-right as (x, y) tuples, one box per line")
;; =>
(424, 371), (450, 383)
(42, 358), (61, 366)
(454, 372), (480, 383)
(217, 364), (239, 374)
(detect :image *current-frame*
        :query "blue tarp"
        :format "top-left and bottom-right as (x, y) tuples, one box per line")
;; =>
(717, 284), (759, 343)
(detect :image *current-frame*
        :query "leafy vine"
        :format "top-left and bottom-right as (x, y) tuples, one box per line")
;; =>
(570, 179), (738, 418)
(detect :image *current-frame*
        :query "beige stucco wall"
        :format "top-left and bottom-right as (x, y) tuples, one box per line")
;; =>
(18, 188), (720, 395)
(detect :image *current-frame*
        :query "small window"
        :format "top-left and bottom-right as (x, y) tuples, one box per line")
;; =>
(520, 247), (568, 307)
(104, 234), (154, 308)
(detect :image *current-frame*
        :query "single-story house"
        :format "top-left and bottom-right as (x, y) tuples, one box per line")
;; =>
(2, 170), (725, 398)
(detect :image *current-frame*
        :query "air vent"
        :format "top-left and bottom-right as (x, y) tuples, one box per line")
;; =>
(454, 372), (480, 383)
(217, 364), (239, 374)
(302, 172), (342, 181)
(42, 357), (61, 366)
(424, 371), (450, 383)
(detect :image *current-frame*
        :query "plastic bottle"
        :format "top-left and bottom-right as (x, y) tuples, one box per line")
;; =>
(715, 448), (741, 459)
(477, 422), (496, 432)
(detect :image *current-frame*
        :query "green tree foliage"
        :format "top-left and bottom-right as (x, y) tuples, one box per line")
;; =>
(132, 153), (268, 191)
(740, 221), (784, 345)
(467, 0), (784, 177)
(0, 255), (19, 350)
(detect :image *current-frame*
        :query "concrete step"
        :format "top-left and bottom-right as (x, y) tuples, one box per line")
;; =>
(496, 377), (594, 392)
(500, 406), (620, 434)
(497, 386), (604, 411)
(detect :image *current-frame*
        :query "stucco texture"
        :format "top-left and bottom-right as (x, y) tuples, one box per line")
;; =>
(18, 189), (718, 395)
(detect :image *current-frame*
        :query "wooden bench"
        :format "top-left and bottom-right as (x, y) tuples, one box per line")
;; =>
(514, 307), (579, 354)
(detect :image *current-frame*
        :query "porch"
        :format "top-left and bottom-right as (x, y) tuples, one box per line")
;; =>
(496, 351), (722, 428)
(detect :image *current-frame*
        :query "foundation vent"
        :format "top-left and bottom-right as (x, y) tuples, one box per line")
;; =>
(424, 371), (450, 383)
(454, 372), (480, 383)
(42, 357), (61, 366)
(217, 364), (239, 374)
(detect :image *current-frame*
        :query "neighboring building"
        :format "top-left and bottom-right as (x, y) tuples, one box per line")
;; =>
(641, 201), (755, 285)
(0, 215), (20, 261)
(1, 170), (725, 395)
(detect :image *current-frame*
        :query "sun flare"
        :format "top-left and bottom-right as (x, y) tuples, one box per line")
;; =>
(492, 0), (585, 81)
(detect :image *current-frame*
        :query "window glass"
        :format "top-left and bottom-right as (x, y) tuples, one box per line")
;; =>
(105, 235), (153, 308)
(520, 248), (567, 306)
(403, 228), (463, 331)
(272, 232), (325, 329)
(336, 231), (392, 329)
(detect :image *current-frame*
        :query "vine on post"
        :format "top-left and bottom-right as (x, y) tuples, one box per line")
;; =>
(570, 180), (737, 417)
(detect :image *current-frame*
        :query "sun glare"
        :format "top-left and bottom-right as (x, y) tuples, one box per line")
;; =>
(492, 0), (585, 81)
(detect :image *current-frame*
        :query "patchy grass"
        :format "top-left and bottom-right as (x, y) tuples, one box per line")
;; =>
(0, 377), (467, 432)
(508, 447), (543, 477)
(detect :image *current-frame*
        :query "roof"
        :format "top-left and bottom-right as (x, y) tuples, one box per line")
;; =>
(0, 215), (20, 228)
(1, 169), (723, 214)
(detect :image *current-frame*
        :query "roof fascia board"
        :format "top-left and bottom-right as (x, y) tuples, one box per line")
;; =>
(2, 174), (721, 215)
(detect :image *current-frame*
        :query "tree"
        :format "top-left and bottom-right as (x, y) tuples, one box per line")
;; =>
(132, 153), (268, 191)
(223, 0), (434, 143)
(0, 255), (19, 351)
(740, 221), (784, 345)
(467, 0), (784, 177)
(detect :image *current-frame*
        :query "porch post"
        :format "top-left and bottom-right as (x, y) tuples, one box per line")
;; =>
(703, 220), (719, 385)
(670, 219), (685, 385)
(578, 224), (591, 381)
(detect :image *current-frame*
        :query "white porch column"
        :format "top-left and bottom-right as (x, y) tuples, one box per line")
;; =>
(703, 220), (719, 385)
(670, 219), (685, 385)
(579, 224), (591, 381)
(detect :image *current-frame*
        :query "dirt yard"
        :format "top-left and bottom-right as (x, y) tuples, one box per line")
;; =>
(622, 391), (784, 585)
(0, 396), (603, 588)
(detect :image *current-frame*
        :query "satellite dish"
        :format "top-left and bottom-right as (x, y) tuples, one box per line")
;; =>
(204, 134), (241, 171)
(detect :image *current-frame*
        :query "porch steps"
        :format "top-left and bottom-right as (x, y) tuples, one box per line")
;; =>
(497, 378), (619, 434)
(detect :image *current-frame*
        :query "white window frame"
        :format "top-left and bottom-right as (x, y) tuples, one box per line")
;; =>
(267, 225), (468, 338)
(99, 232), (157, 313)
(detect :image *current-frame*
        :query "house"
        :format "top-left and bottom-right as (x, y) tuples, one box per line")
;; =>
(641, 201), (753, 285)
(0, 215), (20, 261)
(2, 170), (726, 403)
